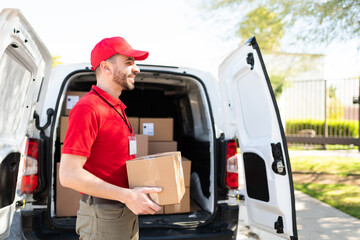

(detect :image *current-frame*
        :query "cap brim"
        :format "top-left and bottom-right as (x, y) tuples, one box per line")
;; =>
(122, 49), (149, 61)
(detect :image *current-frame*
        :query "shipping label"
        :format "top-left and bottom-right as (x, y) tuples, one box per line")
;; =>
(142, 123), (154, 136)
(66, 95), (80, 109)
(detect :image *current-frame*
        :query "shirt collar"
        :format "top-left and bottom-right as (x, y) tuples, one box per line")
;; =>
(91, 85), (126, 107)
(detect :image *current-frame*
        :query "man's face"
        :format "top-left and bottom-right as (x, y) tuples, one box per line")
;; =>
(110, 55), (140, 91)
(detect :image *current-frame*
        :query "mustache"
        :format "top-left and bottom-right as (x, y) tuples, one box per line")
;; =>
(128, 73), (137, 78)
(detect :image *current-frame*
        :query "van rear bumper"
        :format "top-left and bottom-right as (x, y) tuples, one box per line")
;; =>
(140, 227), (237, 240)
(20, 204), (239, 240)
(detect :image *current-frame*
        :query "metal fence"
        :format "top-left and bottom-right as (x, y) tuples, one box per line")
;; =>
(282, 77), (360, 148)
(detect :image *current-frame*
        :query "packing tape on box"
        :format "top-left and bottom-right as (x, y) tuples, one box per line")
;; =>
(178, 155), (183, 179)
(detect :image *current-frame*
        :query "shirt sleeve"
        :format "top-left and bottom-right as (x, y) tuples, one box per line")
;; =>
(62, 103), (98, 158)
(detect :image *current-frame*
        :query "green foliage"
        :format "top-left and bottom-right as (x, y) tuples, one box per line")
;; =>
(236, 6), (285, 50)
(291, 156), (360, 176)
(52, 56), (62, 68)
(294, 182), (360, 219)
(327, 85), (345, 119)
(286, 119), (359, 137)
(269, 73), (286, 99)
(204, 0), (360, 47)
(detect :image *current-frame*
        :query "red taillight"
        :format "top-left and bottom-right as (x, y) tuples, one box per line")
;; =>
(225, 140), (238, 189)
(21, 138), (39, 194)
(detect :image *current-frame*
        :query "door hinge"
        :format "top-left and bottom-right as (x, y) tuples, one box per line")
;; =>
(274, 216), (284, 234)
(246, 52), (255, 70)
(271, 143), (286, 175)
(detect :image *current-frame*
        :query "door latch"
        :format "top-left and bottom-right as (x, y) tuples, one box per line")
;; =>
(271, 143), (286, 175)
(274, 216), (284, 234)
(246, 53), (254, 70)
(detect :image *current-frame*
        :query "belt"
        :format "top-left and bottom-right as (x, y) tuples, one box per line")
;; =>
(81, 194), (124, 206)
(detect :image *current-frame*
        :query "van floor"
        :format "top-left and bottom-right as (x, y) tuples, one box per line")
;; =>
(53, 210), (210, 229)
(139, 210), (210, 228)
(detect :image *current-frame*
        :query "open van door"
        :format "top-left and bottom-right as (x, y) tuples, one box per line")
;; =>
(219, 37), (298, 240)
(0, 8), (52, 239)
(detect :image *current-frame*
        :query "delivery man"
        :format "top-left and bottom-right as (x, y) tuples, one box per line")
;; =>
(59, 36), (162, 240)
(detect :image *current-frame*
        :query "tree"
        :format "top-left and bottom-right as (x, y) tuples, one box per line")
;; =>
(52, 56), (62, 68)
(327, 85), (345, 119)
(205, 0), (360, 48)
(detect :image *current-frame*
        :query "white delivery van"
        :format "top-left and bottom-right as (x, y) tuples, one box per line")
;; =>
(0, 8), (298, 240)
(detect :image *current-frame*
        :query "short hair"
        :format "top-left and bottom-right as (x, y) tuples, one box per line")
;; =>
(94, 54), (118, 78)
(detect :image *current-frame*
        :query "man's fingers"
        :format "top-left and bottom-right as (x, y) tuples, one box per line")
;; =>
(150, 202), (162, 212)
(141, 186), (162, 193)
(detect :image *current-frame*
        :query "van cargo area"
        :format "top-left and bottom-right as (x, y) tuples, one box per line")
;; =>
(51, 68), (221, 230)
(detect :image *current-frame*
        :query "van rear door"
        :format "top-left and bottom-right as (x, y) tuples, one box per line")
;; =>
(219, 37), (298, 239)
(0, 8), (52, 239)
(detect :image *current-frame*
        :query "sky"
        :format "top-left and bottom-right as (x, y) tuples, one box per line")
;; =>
(1, 0), (359, 79)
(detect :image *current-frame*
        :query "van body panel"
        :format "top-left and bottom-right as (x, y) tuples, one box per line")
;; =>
(219, 37), (298, 239)
(0, 8), (52, 238)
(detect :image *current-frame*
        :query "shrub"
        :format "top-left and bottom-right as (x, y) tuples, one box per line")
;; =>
(285, 119), (359, 138)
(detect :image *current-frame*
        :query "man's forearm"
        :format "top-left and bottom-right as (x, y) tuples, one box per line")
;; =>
(59, 154), (162, 215)
(59, 154), (131, 203)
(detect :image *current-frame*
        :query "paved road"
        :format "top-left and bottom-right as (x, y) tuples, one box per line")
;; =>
(7, 212), (21, 240)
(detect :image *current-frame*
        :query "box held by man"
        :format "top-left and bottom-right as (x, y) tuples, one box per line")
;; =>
(126, 151), (185, 205)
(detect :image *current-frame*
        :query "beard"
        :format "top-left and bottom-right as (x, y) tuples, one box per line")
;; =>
(113, 70), (136, 91)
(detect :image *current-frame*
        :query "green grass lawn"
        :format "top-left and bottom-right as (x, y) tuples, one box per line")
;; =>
(291, 156), (360, 176)
(291, 155), (360, 219)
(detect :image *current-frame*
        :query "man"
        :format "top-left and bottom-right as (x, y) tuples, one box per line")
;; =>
(59, 37), (162, 240)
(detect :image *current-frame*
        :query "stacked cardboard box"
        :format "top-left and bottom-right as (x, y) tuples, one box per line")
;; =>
(60, 91), (88, 143)
(128, 117), (149, 158)
(64, 91), (88, 116)
(128, 117), (139, 134)
(139, 118), (177, 154)
(135, 134), (148, 158)
(57, 91), (87, 217)
(56, 163), (82, 216)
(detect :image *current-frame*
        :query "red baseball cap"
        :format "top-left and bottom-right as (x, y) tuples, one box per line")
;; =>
(90, 36), (149, 71)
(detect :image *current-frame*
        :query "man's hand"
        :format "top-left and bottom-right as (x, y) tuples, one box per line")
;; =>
(124, 187), (162, 215)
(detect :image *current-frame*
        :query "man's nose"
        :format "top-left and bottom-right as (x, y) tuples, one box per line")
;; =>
(133, 64), (140, 74)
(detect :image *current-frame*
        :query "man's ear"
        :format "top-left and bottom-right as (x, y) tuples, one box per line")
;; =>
(99, 61), (112, 75)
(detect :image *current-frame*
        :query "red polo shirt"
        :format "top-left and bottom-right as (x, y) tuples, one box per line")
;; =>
(62, 85), (135, 188)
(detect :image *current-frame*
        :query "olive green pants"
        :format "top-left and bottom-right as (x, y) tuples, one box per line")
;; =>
(76, 197), (138, 240)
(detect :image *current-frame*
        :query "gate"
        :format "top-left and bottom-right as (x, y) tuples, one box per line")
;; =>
(283, 77), (360, 148)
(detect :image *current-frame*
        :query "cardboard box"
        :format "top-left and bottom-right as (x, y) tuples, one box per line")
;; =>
(164, 187), (190, 214)
(60, 116), (69, 143)
(128, 117), (139, 134)
(182, 157), (191, 187)
(140, 118), (174, 141)
(56, 163), (82, 216)
(64, 91), (87, 116)
(126, 152), (185, 205)
(148, 141), (177, 155)
(135, 134), (149, 158)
